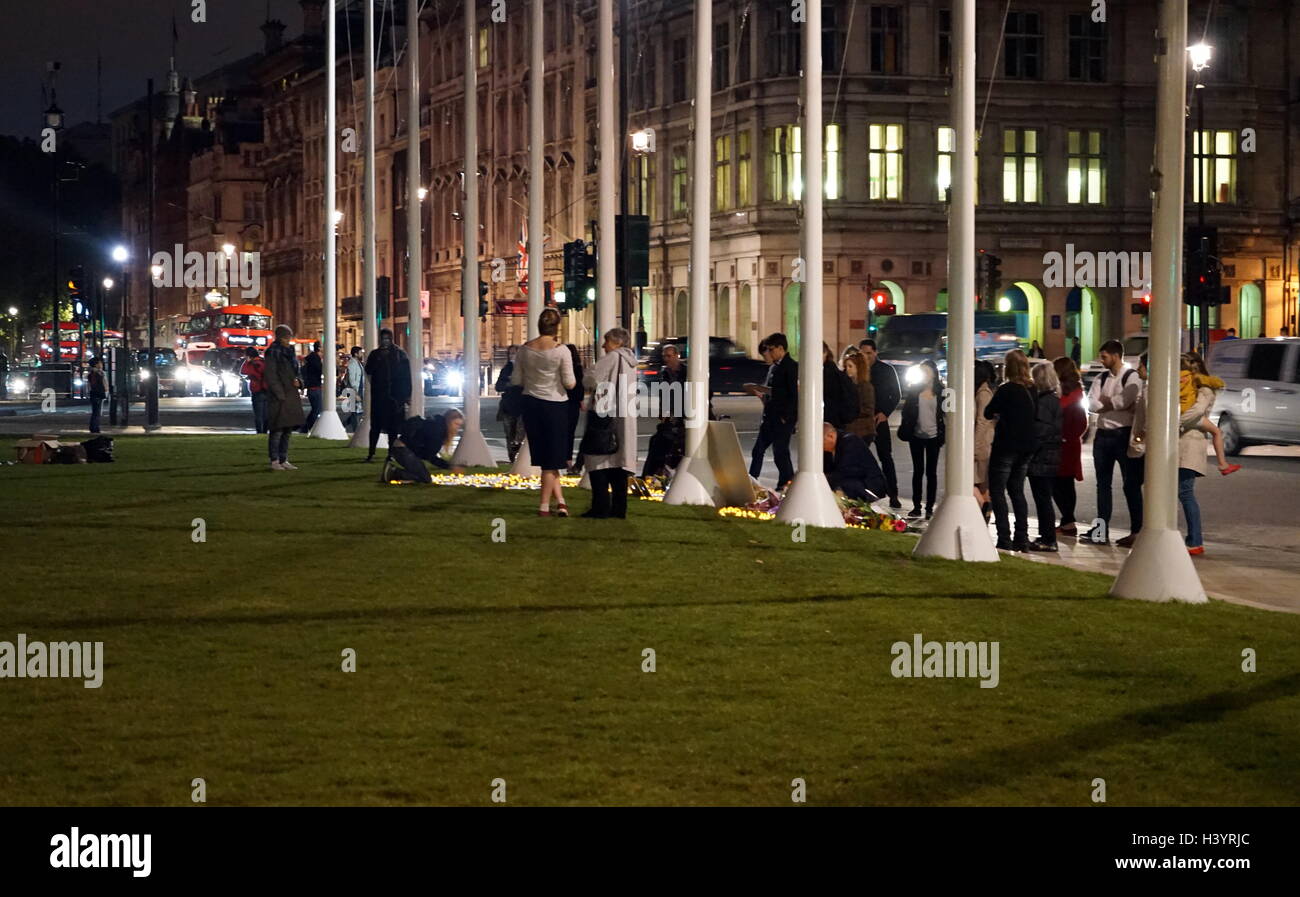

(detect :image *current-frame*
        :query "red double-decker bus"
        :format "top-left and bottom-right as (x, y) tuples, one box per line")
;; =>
(179, 304), (274, 353)
(36, 321), (85, 361)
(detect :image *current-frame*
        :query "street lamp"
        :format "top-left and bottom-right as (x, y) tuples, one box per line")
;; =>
(630, 128), (655, 154)
(111, 245), (128, 264)
(43, 102), (63, 131)
(417, 186), (428, 202)
(1187, 42), (1213, 72)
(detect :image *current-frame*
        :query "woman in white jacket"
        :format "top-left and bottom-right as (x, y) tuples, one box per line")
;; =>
(1178, 352), (1215, 555)
(581, 327), (640, 518)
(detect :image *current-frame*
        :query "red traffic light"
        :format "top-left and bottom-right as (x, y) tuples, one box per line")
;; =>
(868, 289), (890, 310)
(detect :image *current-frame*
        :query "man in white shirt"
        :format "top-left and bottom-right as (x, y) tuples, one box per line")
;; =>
(1086, 338), (1144, 545)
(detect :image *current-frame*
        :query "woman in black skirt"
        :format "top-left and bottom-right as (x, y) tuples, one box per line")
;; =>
(511, 308), (577, 516)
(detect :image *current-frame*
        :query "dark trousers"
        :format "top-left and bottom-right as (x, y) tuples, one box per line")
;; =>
(1178, 468), (1202, 547)
(1029, 474), (1057, 544)
(749, 421), (773, 479)
(251, 392), (268, 433)
(874, 419), (899, 501)
(1052, 476), (1078, 525)
(768, 419), (795, 490)
(989, 449), (1033, 545)
(369, 400), (403, 458)
(589, 467), (629, 518)
(88, 397), (103, 433)
(301, 387), (322, 432)
(1093, 428), (1144, 534)
(268, 428), (292, 462)
(908, 436), (942, 511)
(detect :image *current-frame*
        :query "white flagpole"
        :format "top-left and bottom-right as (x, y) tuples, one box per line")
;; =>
(913, 0), (996, 556)
(452, 0), (496, 467)
(527, 0), (544, 338)
(405, 0), (426, 417)
(775, 0), (841, 526)
(351, 0), (384, 449)
(663, 0), (718, 507)
(311, 0), (349, 439)
(1111, 0), (1207, 602)
(595, 0), (615, 353)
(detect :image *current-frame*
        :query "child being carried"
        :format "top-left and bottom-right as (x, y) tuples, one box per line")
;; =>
(1180, 353), (1242, 476)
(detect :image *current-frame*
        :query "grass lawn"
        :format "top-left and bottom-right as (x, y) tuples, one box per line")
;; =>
(1, 434), (1297, 806)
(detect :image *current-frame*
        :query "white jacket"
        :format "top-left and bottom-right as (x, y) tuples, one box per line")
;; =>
(582, 347), (639, 473)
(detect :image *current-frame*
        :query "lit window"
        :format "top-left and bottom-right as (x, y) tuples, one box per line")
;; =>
(765, 125), (839, 202)
(937, 126), (979, 204)
(478, 25), (489, 68)
(714, 135), (733, 211)
(868, 124), (903, 201)
(1192, 130), (1236, 204)
(671, 146), (688, 217)
(1002, 128), (1041, 203)
(1066, 130), (1105, 204)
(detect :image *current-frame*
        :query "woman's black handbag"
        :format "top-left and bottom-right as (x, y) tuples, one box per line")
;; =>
(499, 385), (523, 417)
(579, 411), (619, 456)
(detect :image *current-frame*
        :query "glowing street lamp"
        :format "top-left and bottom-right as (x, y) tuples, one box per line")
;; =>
(102, 278), (113, 291)
(630, 128), (656, 155)
(417, 186), (428, 202)
(111, 245), (129, 263)
(1187, 42), (1213, 72)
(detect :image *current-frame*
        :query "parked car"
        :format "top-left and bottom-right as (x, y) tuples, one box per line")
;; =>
(637, 336), (767, 395)
(1208, 337), (1300, 454)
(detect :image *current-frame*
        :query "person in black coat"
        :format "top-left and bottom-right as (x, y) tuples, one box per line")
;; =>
(1026, 361), (1064, 551)
(299, 342), (324, 433)
(364, 328), (412, 461)
(897, 359), (945, 518)
(983, 350), (1039, 550)
(859, 338), (902, 508)
(823, 424), (888, 503)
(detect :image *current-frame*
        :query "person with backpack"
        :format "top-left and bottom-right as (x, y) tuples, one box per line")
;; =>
(364, 329), (412, 462)
(898, 359), (945, 519)
(1026, 361), (1064, 551)
(299, 342), (324, 433)
(1086, 338), (1143, 546)
(263, 325), (305, 470)
(87, 357), (108, 434)
(494, 345), (525, 463)
(822, 343), (857, 430)
(240, 347), (268, 434)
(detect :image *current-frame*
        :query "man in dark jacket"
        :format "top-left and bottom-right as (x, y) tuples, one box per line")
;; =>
(299, 342), (324, 433)
(744, 332), (797, 490)
(859, 338), (902, 508)
(264, 325), (305, 469)
(824, 423), (887, 502)
(364, 328), (412, 461)
(87, 357), (108, 433)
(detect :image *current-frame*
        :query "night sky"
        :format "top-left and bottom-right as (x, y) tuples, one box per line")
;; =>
(0, 0), (305, 139)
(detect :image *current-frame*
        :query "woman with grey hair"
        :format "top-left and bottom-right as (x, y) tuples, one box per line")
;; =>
(1026, 360), (1063, 551)
(581, 327), (639, 518)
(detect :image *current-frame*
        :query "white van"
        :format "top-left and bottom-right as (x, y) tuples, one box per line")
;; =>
(1207, 337), (1300, 454)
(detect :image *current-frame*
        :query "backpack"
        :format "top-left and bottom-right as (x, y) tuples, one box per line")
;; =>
(827, 367), (859, 428)
(81, 435), (115, 463)
(1098, 368), (1136, 391)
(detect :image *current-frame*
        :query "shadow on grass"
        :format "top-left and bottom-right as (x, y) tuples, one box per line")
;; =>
(13, 589), (1017, 632)
(858, 671), (1300, 805)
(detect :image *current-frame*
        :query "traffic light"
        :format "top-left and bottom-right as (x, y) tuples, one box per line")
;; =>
(868, 289), (896, 317)
(376, 275), (391, 324)
(1185, 225), (1218, 306)
(561, 239), (594, 310)
(479, 279), (489, 318)
(986, 254), (1002, 309)
(68, 265), (90, 323)
(1130, 292), (1152, 316)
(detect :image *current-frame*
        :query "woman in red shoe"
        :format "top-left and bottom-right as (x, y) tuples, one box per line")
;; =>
(1178, 353), (1215, 555)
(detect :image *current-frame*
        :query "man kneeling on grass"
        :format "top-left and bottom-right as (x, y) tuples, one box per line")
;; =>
(824, 422), (887, 503)
(264, 324), (306, 470)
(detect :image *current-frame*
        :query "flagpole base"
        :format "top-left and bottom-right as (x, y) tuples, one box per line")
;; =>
(775, 471), (844, 528)
(508, 437), (541, 475)
(308, 410), (349, 440)
(450, 425), (496, 468)
(912, 494), (1000, 562)
(663, 454), (718, 507)
(346, 414), (387, 450)
(1110, 526), (1208, 603)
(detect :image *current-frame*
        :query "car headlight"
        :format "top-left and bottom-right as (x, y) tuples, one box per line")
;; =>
(139, 369), (151, 381)
(73, 378), (85, 387)
(176, 367), (189, 382)
(904, 364), (924, 386)
(447, 370), (464, 390)
(221, 372), (241, 391)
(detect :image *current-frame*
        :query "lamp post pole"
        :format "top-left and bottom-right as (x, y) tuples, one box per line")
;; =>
(146, 78), (159, 431)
